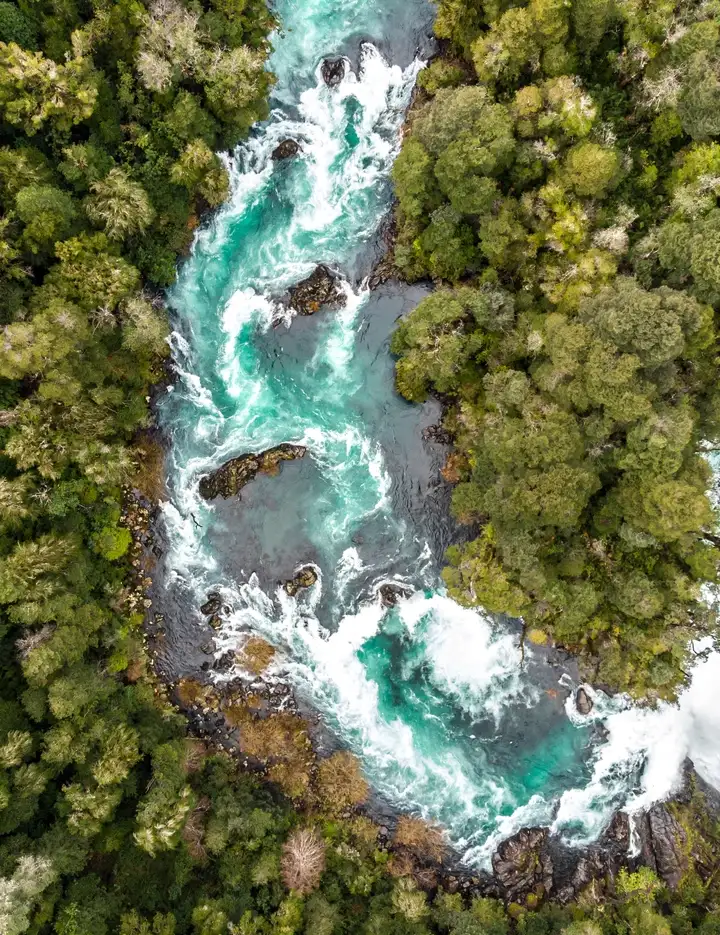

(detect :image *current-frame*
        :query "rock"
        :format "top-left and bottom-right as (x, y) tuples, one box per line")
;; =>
(422, 424), (453, 445)
(378, 583), (413, 607)
(321, 57), (346, 87)
(272, 139), (301, 160)
(637, 803), (689, 890)
(288, 264), (346, 315)
(199, 443), (306, 500)
(491, 827), (554, 903)
(575, 687), (593, 715)
(284, 565), (318, 596)
(200, 592), (223, 616)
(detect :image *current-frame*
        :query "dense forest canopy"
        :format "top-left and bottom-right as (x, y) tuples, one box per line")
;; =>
(391, 0), (720, 700)
(0, 0), (718, 932)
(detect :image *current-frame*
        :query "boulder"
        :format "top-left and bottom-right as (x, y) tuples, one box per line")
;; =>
(321, 57), (346, 87)
(284, 565), (318, 596)
(199, 443), (306, 501)
(200, 592), (222, 616)
(288, 264), (346, 315)
(272, 139), (301, 160)
(378, 583), (413, 607)
(491, 827), (554, 903)
(575, 687), (593, 715)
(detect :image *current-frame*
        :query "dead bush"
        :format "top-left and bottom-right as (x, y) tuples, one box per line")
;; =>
(394, 816), (446, 863)
(238, 636), (276, 675)
(281, 827), (326, 894)
(315, 750), (369, 813)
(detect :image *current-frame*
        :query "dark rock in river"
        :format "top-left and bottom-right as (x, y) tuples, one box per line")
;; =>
(284, 565), (318, 596)
(491, 827), (554, 903)
(199, 443), (306, 501)
(378, 583), (413, 607)
(200, 592), (222, 616)
(321, 57), (345, 87)
(575, 687), (593, 715)
(288, 264), (346, 315)
(272, 139), (301, 160)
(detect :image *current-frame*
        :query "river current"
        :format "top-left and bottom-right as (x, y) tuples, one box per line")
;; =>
(157, 0), (720, 867)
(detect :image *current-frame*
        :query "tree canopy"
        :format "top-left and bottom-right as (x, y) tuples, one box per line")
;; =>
(392, 0), (720, 698)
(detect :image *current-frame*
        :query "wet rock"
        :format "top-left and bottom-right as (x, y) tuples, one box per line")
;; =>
(213, 651), (235, 674)
(288, 264), (346, 315)
(199, 443), (306, 500)
(321, 57), (346, 87)
(200, 592), (223, 616)
(604, 810), (630, 849)
(378, 583), (413, 607)
(491, 827), (554, 903)
(200, 638), (215, 655)
(272, 139), (301, 160)
(575, 687), (593, 715)
(284, 565), (318, 596)
(422, 424), (453, 445)
(637, 803), (689, 890)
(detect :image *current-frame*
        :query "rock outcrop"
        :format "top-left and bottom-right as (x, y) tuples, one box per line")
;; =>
(378, 583), (413, 607)
(491, 827), (554, 904)
(199, 443), (306, 500)
(575, 687), (593, 715)
(288, 265), (346, 315)
(200, 592), (223, 616)
(636, 803), (689, 889)
(284, 566), (318, 596)
(272, 139), (301, 160)
(321, 57), (345, 87)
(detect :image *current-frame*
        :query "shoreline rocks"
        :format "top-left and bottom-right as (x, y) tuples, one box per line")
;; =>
(288, 264), (346, 315)
(575, 687), (593, 715)
(491, 827), (554, 904)
(199, 443), (306, 501)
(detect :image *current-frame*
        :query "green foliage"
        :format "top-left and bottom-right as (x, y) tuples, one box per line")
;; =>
(391, 0), (720, 699)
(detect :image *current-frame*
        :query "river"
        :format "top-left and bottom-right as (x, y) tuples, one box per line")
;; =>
(156, 0), (720, 868)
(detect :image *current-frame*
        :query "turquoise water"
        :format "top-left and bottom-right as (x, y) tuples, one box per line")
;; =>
(156, 0), (693, 867)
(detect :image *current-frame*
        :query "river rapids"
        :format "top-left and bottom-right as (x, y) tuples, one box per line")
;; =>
(156, 0), (720, 868)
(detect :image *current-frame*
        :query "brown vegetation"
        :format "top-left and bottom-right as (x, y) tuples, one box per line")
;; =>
(281, 827), (326, 894)
(237, 636), (276, 675)
(132, 433), (167, 503)
(227, 705), (315, 801)
(315, 750), (369, 813)
(394, 816), (447, 863)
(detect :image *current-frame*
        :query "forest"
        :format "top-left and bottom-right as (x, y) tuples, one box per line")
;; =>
(391, 0), (720, 700)
(0, 0), (718, 932)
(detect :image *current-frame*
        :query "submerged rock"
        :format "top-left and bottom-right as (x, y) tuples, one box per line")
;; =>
(288, 264), (346, 315)
(491, 826), (554, 903)
(378, 583), (412, 607)
(284, 565), (318, 596)
(575, 687), (593, 715)
(321, 57), (346, 87)
(272, 139), (301, 160)
(199, 443), (306, 501)
(422, 424), (453, 445)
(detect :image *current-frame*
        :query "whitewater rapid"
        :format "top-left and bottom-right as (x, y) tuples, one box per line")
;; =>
(157, 0), (720, 868)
